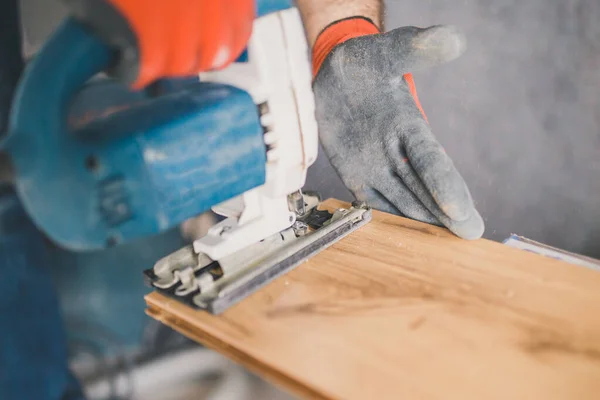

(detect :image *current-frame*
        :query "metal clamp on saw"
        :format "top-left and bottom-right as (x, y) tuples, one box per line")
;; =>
(145, 197), (371, 314)
(5, 6), (372, 314)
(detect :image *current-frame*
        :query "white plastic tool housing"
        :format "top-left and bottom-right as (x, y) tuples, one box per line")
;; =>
(196, 8), (318, 260)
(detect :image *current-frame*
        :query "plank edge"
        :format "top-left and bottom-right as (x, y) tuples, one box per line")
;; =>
(145, 295), (331, 400)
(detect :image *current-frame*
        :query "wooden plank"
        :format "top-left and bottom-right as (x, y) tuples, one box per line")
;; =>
(145, 199), (600, 400)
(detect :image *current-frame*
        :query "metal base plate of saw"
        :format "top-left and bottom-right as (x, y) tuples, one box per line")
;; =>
(144, 199), (372, 314)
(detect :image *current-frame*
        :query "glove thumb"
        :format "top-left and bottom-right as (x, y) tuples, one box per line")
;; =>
(382, 25), (467, 73)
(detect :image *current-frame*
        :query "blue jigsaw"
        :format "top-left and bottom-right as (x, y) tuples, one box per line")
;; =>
(3, 2), (372, 314)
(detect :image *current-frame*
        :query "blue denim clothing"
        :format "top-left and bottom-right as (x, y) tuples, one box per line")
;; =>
(0, 0), (294, 398)
(0, 185), (84, 400)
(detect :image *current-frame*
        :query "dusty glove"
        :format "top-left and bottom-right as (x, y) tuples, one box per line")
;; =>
(312, 18), (484, 239)
(65, 0), (255, 89)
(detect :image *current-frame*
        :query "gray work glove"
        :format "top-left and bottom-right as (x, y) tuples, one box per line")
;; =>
(312, 19), (484, 239)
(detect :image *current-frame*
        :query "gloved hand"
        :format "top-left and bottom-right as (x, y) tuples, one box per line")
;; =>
(64, 0), (255, 89)
(312, 18), (484, 239)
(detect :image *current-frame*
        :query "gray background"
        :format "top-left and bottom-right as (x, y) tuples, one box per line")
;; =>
(21, 0), (600, 258)
(307, 0), (600, 258)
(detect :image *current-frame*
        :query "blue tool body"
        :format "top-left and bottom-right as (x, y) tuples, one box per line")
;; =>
(2, 1), (297, 251)
(0, 0), (296, 382)
(257, 0), (292, 15)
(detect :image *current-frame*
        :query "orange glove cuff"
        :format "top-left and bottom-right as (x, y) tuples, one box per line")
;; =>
(312, 17), (428, 122)
(312, 17), (380, 79)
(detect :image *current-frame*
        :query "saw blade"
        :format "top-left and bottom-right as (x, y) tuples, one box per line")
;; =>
(144, 202), (371, 314)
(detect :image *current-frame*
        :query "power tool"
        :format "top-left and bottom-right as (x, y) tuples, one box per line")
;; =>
(3, 5), (372, 314)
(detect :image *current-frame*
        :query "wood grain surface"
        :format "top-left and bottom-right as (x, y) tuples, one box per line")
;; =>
(145, 199), (600, 400)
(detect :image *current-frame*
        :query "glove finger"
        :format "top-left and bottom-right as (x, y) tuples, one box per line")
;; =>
(354, 187), (402, 216)
(445, 206), (485, 240)
(382, 25), (466, 74)
(394, 151), (485, 240)
(400, 121), (474, 221)
(361, 176), (440, 225)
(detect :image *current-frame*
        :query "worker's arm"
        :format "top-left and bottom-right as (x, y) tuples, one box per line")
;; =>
(65, 0), (484, 239)
(296, 0), (383, 45)
(296, 0), (485, 239)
